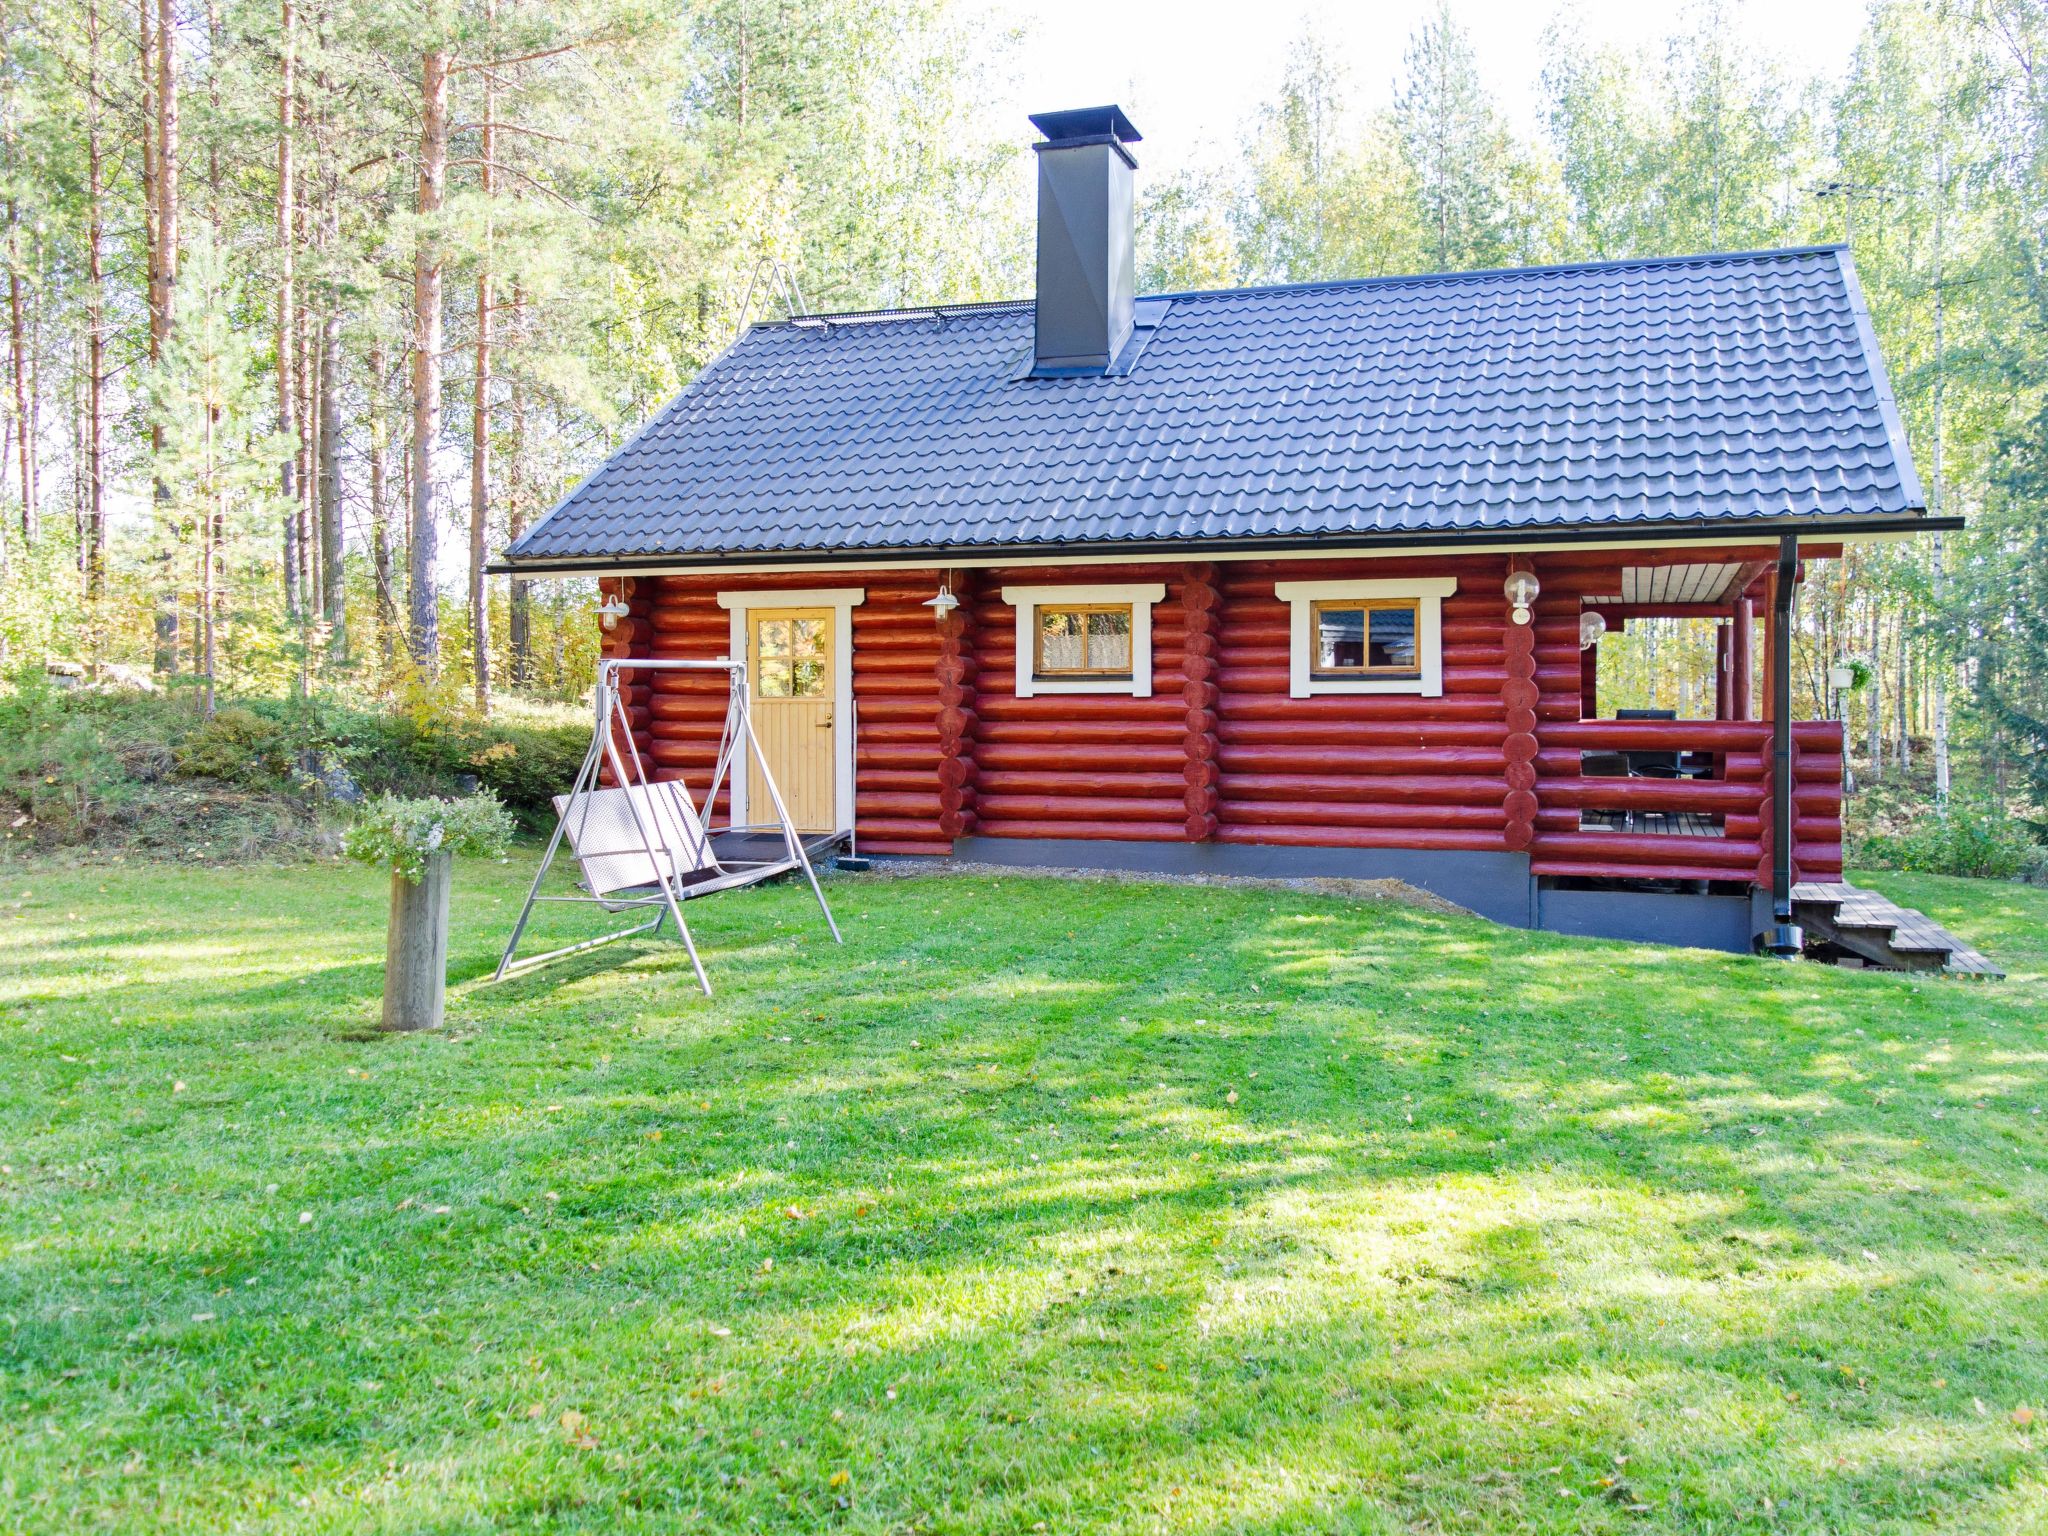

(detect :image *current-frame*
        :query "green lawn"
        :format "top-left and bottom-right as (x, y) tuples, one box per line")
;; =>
(2, 855), (2045, 1535)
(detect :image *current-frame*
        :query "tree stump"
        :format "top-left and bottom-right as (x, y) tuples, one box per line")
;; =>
(381, 849), (452, 1032)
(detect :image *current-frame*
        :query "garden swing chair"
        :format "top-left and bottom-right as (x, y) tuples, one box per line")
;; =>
(493, 658), (843, 996)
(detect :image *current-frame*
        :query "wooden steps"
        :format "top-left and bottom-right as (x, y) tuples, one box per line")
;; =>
(1791, 881), (2003, 977)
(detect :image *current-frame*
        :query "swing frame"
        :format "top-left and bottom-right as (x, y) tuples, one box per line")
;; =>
(493, 657), (844, 996)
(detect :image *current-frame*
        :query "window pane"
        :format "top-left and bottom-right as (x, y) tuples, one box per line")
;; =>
(1368, 606), (1417, 670)
(1086, 608), (1132, 671)
(1316, 606), (1366, 670)
(757, 619), (790, 659)
(1039, 609), (1086, 672)
(789, 657), (828, 697)
(759, 657), (795, 698)
(789, 617), (826, 659)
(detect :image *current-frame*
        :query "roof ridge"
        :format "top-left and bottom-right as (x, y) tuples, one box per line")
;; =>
(749, 245), (1851, 330)
(1141, 244), (1849, 305)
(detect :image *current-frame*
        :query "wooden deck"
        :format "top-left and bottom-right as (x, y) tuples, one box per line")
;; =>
(1577, 809), (1723, 838)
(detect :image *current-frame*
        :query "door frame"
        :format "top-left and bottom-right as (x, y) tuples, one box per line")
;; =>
(715, 587), (864, 835)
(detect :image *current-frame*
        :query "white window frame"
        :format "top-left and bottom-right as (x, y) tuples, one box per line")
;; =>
(1001, 583), (1166, 698)
(715, 587), (864, 834)
(1275, 577), (1457, 698)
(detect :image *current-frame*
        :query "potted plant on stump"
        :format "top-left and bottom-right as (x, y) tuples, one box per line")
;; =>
(344, 793), (514, 1031)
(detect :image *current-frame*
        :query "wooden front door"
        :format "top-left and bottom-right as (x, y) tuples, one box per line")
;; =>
(747, 609), (835, 833)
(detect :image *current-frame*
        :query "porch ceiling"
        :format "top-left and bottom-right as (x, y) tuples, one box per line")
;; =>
(1585, 562), (1752, 607)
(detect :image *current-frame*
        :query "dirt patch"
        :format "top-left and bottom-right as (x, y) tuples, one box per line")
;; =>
(847, 856), (1474, 918)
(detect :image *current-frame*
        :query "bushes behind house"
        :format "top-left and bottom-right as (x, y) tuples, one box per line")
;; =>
(1850, 790), (2048, 882)
(0, 672), (587, 857)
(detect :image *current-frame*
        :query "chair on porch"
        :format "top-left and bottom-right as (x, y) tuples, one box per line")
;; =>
(1596, 710), (1715, 835)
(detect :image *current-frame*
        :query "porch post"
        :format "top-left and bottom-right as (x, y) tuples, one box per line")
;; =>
(1729, 596), (1754, 721)
(1715, 624), (1732, 719)
(1766, 534), (1801, 957)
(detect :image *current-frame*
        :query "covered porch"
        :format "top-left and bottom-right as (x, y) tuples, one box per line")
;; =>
(1530, 543), (1844, 907)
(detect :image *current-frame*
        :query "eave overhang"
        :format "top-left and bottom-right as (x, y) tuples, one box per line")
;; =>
(487, 513), (1961, 579)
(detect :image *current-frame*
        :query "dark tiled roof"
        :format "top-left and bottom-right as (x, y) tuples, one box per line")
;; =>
(503, 246), (1928, 569)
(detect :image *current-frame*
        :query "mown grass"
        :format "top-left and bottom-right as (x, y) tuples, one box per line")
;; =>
(1, 855), (2044, 1534)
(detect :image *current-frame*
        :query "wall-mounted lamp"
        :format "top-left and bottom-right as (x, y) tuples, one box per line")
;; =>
(1579, 610), (1607, 650)
(1503, 568), (1541, 626)
(923, 582), (960, 624)
(597, 595), (631, 631)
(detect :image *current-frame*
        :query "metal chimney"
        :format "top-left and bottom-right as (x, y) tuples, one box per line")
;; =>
(1029, 105), (1141, 376)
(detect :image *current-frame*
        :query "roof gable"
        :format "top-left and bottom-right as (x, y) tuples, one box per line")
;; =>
(505, 246), (1929, 570)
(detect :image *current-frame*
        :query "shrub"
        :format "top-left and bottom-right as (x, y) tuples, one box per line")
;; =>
(369, 716), (587, 830)
(343, 792), (515, 883)
(1856, 799), (2044, 881)
(0, 669), (168, 844)
(172, 706), (298, 786)
(0, 677), (586, 855)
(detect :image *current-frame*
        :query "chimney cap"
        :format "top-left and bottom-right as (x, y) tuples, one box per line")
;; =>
(1028, 104), (1142, 148)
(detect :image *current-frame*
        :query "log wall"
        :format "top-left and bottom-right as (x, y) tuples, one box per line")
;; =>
(600, 547), (1839, 884)
(969, 563), (1192, 842)
(1210, 554), (1538, 852)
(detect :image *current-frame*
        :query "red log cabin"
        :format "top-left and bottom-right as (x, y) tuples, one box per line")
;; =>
(496, 105), (1987, 969)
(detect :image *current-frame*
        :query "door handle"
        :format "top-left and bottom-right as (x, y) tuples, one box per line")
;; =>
(817, 716), (833, 728)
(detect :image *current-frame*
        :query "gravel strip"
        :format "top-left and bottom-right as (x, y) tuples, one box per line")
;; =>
(840, 855), (1475, 918)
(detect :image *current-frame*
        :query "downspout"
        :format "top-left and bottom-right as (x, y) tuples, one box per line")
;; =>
(1766, 532), (1803, 958)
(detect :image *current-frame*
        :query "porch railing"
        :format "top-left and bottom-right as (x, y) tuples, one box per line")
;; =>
(1531, 719), (1844, 885)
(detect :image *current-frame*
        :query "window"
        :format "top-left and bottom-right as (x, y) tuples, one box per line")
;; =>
(1310, 599), (1420, 678)
(1000, 583), (1165, 698)
(1275, 578), (1456, 697)
(754, 613), (830, 698)
(1035, 605), (1134, 678)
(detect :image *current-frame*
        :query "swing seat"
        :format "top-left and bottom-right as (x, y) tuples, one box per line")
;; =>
(554, 782), (720, 911)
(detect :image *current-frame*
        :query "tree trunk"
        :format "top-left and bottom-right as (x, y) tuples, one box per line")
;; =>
(6, 201), (28, 545)
(26, 258), (39, 525)
(277, 0), (299, 620)
(369, 340), (396, 667)
(201, 381), (218, 718)
(298, 300), (316, 606)
(381, 850), (451, 1032)
(409, 47), (452, 672)
(319, 306), (344, 661)
(148, 0), (182, 677)
(470, 0), (497, 714)
(469, 278), (492, 710)
(84, 0), (107, 629)
(295, 299), (314, 699)
(1896, 611), (1911, 775)
(1930, 15), (1952, 808)
(507, 336), (531, 687)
